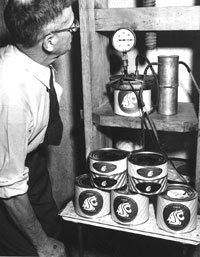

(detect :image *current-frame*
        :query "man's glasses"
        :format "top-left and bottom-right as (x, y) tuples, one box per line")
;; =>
(51, 19), (80, 34)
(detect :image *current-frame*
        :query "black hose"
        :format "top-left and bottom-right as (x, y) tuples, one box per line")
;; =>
(135, 54), (159, 111)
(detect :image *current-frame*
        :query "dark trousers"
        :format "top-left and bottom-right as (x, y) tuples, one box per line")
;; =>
(0, 144), (61, 256)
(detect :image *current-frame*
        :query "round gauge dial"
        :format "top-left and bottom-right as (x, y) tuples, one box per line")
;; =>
(112, 28), (136, 52)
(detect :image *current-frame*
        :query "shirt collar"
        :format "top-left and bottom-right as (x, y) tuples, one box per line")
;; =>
(11, 45), (52, 90)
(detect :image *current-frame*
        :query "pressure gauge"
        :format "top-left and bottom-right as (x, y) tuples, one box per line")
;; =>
(112, 28), (136, 53)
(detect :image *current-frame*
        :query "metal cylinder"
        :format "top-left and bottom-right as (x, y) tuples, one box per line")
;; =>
(158, 55), (179, 115)
(128, 151), (168, 195)
(89, 148), (128, 190)
(156, 184), (198, 233)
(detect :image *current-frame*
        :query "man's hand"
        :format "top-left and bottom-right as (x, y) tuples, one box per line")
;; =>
(3, 194), (67, 256)
(38, 237), (67, 257)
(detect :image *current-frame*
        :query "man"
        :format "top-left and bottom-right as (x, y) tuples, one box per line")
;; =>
(0, 0), (79, 256)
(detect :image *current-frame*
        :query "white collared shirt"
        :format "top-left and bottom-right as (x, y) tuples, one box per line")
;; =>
(0, 45), (63, 198)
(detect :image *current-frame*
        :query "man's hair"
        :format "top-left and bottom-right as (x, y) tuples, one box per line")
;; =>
(4, 0), (72, 47)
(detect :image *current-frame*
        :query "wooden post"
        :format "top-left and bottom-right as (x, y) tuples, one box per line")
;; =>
(79, 0), (111, 158)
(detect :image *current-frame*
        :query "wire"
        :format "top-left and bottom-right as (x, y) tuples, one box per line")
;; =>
(128, 76), (188, 184)
(143, 110), (188, 184)
(179, 61), (200, 95)
(135, 54), (159, 111)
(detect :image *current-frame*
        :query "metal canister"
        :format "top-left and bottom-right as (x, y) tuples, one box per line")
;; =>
(158, 55), (179, 115)
(128, 151), (168, 195)
(112, 79), (152, 117)
(156, 184), (198, 233)
(74, 174), (110, 218)
(89, 148), (128, 190)
(111, 186), (149, 225)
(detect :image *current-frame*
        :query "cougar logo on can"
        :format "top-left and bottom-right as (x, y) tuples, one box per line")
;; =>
(163, 203), (190, 231)
(136, 182), (161, 193)
(118, 91), (138, 114)
(137, 167), (162, 178)
(93, 177), (117, 188)
(114, 196), (138, 222)
(79, 190), (103, 216)
(93, 162), (117, 173)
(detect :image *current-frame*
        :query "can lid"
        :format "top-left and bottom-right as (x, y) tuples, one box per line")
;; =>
(111, 75), (154, 90)
(161, 184), (197, 201)
(128, 151), (167, 166)
(89, 148), (128, 161)
(112, 80), (143, 91)
(75, 174), (93, 188)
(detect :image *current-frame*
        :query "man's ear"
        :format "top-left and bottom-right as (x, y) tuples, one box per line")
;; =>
(42, 33), (58, 52)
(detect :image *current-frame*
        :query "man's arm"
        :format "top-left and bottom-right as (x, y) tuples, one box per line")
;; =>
(3, 193), (66, 257)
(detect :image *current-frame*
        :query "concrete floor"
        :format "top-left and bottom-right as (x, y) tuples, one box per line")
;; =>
(61, 221), (196, 257)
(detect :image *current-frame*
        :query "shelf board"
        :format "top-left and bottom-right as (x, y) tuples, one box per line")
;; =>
(92, 102), (198, 132)
(95, 6), (200, 31)
(60, 201), (200, 246)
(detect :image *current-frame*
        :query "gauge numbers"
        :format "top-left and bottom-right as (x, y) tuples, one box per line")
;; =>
(112, 28), (136, 53)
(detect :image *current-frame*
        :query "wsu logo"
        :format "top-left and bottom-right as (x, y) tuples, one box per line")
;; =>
(116, 202), (132, 217)
(118, 91), (138, 114)
(79, 190), (103, 216)
(93, 162), (117, 173)
(114, 196), (138, 222)
(82, 196), (97, 211)
(167, 209), (184, 225)
(163, 203), (190, 231)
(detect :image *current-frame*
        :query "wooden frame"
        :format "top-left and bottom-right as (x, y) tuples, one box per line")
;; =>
(78, 1), (200, 196)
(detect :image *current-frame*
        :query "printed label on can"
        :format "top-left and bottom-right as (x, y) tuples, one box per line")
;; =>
(79, 190), (103, 216)
(93, 162), (117, 173)
(163, 203), (190, 231)
(93, 176), (117, 188)
(137, 167), (162, 178)
(136, 182), (161, 194)
(113, 196), (138, 222)
(118, 91), (138, 114)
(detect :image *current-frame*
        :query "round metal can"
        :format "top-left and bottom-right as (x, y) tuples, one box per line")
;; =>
(111, 186), (149, 225)
(74, 174), (110, 218)
(156, 184), (198, 233)
(128, 151), (168, 195)
(158, 55), (179, 116)
(113, 79), (152, 117)
(89, 148), (128, 190)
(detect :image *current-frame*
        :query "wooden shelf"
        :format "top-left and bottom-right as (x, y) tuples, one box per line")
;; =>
(60, 201), (200, 246)
(79, 0), (200, 202)
(92, 102), (198, 132)
(95, 6), (200, 31)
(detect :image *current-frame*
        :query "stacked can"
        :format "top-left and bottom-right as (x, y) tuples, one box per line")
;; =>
(74, 149), (198, 234)
(111, 186), (149, 225)
(128, 151), (168, 195)
(156, 184), (198, 233)
(74, 174), (110, 218)
(89, 148), (128, 190)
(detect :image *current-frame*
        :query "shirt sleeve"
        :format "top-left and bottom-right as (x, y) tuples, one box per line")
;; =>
(0, 104), (29, 198)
